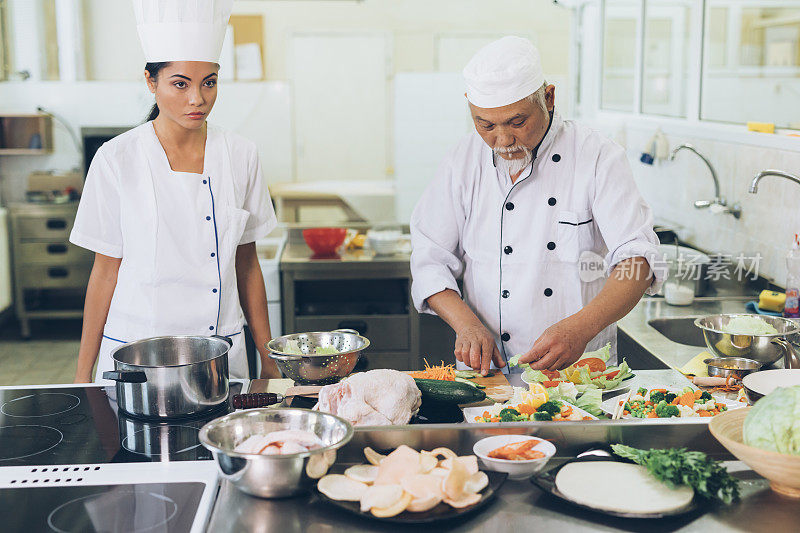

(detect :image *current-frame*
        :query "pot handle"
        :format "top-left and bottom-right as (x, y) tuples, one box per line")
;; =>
(772, 338), (800, 369)
(102, 370), (147, 383)
(211, 334), (234, 347)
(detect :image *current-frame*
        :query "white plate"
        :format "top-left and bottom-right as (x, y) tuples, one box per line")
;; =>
(463, 401), (598, 423)
(601, 390), (748, 421)
(742, 369), (800, 397)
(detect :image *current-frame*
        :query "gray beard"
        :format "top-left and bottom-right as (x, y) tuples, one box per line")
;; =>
(494, 148), (532, 178)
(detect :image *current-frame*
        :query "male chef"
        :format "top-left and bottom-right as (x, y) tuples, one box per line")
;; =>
(410, 36), (663, 375)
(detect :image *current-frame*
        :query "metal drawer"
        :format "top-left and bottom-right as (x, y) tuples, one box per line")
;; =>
(18, 242), (93, 265)
(293, 315), (409, 351)
(19, 264), (91, 289)
(16, 215), (75, 241)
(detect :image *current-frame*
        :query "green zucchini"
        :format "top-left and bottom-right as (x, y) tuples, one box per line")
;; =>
(455, 377), (486, 389)
(414, 378), (486, 404)
(455, 370), (481, 379)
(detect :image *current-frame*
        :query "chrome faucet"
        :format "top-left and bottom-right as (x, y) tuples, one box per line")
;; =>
(748, 169), (800, 194)
(669, 143), (742, 218)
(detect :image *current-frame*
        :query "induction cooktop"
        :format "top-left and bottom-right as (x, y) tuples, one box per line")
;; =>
(0, 462), (218, 533)
(0, 383), (242, 466)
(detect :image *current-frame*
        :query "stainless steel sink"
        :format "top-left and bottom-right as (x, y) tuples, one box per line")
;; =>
(647, 317), (707, 347)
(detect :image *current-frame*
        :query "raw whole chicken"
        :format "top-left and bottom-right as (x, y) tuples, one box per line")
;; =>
(314, 369), (422, 426)
(234, 429), (324, 455)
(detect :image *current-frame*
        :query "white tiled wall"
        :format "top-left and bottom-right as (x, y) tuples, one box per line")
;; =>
(617, 123), (800, 286)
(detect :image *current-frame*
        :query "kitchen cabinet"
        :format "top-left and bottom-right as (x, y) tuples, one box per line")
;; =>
(280, 229), (422, 371)
(8, 203), (92, 337)
(0, 114), (53, 154)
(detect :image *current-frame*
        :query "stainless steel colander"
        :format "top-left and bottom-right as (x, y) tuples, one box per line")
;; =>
(266, 329), (369, 385)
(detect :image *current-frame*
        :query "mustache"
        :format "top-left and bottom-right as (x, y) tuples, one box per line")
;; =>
(493, 144), (531, 155)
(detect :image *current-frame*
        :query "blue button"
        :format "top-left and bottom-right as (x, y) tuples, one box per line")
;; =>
(212, 288), (217, 293)
(209, 326), (214, 330)
(206, 216), (211, 221)
(202, 180), (207, 184)
(210, 252), (215, 257)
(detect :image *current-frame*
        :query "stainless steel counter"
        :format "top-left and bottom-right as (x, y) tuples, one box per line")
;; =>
(617, 296), (768, 370)
(206, 421), (798, 533)
(206, 291), (794, 531)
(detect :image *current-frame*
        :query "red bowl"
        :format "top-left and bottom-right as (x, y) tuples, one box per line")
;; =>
(302, 227), (347, 256)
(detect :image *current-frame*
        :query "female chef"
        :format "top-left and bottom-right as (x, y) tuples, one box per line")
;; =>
(70, 0), (280, 382)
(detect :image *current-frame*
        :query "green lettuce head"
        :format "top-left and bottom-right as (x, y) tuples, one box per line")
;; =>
(743, 385), (800, 456)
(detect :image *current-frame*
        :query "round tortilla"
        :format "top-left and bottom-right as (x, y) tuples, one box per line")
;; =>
(554, 462), (694, 514)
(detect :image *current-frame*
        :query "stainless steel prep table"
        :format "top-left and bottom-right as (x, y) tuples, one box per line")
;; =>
(206, 419), (796, 533)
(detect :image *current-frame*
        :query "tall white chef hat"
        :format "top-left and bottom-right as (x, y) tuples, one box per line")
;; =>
(463, 36), (545, 109)
(132, 0), (234, 63)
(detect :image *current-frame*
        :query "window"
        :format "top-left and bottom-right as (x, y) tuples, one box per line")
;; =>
(702, 2), (800, 128)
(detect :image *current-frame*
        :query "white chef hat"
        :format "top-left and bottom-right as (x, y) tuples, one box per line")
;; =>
(132, 0), (233, 63)
(463, 36), (545, 109)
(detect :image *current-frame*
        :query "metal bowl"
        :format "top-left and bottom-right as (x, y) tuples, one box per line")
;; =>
(694, 314), (800, 365)
(199, 408), (353, 498)
(703, 357), (763, 380)
(267, 329), (370, 385)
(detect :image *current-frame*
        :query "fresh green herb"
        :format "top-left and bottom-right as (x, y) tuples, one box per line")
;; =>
(611, 444), (740, 504)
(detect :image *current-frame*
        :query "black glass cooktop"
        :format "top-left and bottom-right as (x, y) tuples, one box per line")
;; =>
(0, 482), (205, 533)
(0, 384), (242, 466)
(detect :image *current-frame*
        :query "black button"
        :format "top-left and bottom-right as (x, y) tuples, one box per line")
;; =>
(548, 197), (557, 206)
(202, 180), (207, 184)
(206, 216), (211, 221)
(501, 290), (510, 298)
(504, 246), (513, 255)
(547, 241), (556, 250)
(505, 202), (515, 211)
(501, 332), (510, 342)
(209, 326), (215, 330)
(212, 288), (218, 293)
(210, 252), (215, 257)
(552, 153), (561, 162)
(544, 288), (553, 297)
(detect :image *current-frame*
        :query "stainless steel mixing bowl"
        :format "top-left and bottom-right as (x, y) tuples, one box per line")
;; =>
(199, 408), (353, 498)
(694, 314), (800, 366)
(267, 329), (370, 385)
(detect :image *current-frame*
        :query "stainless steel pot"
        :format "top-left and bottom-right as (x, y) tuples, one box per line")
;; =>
(103, 335), (232, 419)
(695, 314), (800, 367)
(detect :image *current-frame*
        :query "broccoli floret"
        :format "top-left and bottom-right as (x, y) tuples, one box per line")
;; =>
(699, 391), (713, 401)
(533, 411), (553, 421)
(655, 401), (680, 418)
(649, 391), (666, 404)
(637, 387), (648, 396)
(536, 401), (562, 416)
(664, 392), (677, 403)
(498, 408), (521, 422)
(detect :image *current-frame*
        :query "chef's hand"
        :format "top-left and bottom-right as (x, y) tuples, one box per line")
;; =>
(454, 322), (506, 376)
(517, 317), (591, 371)
(74, 372), (93, 384)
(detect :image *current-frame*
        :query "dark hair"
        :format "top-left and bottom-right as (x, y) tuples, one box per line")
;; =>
(144, 62), (171, 122)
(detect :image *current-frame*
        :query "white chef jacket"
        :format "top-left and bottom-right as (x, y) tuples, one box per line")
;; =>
(410, 112), (663, 371)
(70, 122), (277, 383)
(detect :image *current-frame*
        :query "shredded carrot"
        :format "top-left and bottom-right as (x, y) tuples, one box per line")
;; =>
(407, 359), (456, 381)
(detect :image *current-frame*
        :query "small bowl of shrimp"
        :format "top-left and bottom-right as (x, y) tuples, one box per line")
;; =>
(473, 435), (556, 480)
